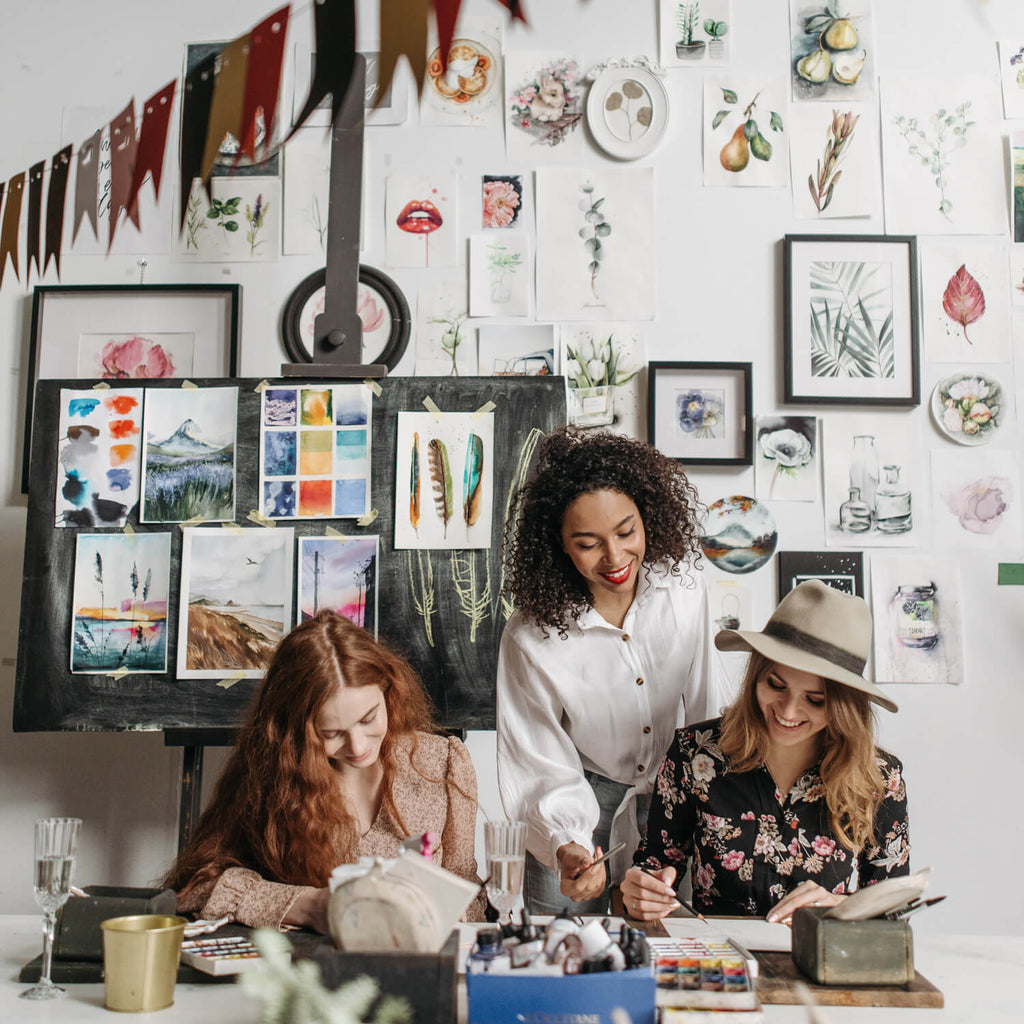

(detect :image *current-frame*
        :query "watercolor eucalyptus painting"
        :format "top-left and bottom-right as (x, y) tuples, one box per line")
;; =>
(177, 527), (294, 679)
(298, 536), (379, 635)
(141, 386), (237, 523)
(71, 532), (171, 674)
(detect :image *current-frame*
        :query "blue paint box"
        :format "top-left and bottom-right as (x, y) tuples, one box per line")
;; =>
(467, 966), (656, 1024)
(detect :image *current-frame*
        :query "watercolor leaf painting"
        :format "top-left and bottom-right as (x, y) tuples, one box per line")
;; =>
(809, 260), (894, 379)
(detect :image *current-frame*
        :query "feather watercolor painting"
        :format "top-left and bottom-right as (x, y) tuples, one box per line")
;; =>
(394, 411), (495, 550)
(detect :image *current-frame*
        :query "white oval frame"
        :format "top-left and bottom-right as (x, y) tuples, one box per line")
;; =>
(586, 63), (669, 160)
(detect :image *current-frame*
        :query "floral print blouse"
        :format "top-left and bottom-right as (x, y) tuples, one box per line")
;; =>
(634, 718), (910, 917)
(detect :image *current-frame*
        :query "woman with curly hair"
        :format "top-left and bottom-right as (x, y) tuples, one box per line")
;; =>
(497, 425), (726, 915)
(163, 611), (485, 932)
(621, 581), (910, 924)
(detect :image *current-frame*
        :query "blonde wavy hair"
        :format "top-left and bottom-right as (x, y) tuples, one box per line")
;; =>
(718, 652), (886, 853)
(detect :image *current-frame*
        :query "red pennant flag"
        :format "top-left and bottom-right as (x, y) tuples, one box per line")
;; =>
(44, 146), (72, 280)
(127, 81), (175, 225)
(0, 172), (25, 289)
(239, 6), (290, 160)
(433, 0), (465, 72)
(108, 100), (139, 250)
(26, 161), (45, 284)
(496, 0), (528, 22)
(73, 129), (102, 243)
(379, 0), (432, 103)
(289, 0), (356, 138)
(201, 33), (251, 189)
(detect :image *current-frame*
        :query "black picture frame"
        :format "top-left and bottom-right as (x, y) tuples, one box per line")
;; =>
(648, 360), (753, 466)
(22, 283), (240, 494)
(783, 234), (920, 407)
(777, 550), (865, 601)
(280, 264), (411, 370)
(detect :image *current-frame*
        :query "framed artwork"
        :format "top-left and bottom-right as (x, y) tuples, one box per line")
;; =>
(777, 550), (865, 600)
(23, 284), (240, 493)
(648, 361), (752, 466)
(784, 235), (920, 407)
(280, 265), (411, 370)
(585, 60), (670, 161)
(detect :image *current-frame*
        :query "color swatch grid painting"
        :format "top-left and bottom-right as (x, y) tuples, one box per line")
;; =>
(56, 387), (143, 529)
(260, 385), (372, 520)
(71, 532), (171, 674)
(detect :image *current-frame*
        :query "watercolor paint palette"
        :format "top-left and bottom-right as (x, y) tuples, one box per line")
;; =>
(180, 935), (262, 975)
(647, 937), (759, 977)
(653, 948), (759, 1011)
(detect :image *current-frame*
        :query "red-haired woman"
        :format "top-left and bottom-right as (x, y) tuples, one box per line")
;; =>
(163, 611), (485, 932)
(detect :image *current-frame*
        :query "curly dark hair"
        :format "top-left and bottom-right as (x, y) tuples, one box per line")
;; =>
(502, 425), (704, 634)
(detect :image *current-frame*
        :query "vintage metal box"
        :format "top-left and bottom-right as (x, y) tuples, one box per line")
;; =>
(55, 885), (178, 961)
(791, 906), (914, 985)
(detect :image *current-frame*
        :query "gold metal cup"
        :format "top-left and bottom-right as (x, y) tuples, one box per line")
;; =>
(101, 914), (187, 1012)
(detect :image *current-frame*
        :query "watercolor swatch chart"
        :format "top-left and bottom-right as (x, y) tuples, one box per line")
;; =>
(260, 385), (372, 519)
(56, 388), (143, 529)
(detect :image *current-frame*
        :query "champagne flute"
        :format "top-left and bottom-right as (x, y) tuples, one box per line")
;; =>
(484, 819), (527, 926)
(21, 817), (82, 1001)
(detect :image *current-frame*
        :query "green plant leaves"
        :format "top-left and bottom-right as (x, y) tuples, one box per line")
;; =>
(712, 110), (730, 129)
(721, 88), (738, 104)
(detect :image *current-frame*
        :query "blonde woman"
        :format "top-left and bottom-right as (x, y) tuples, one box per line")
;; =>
(621, 580), (909, 924)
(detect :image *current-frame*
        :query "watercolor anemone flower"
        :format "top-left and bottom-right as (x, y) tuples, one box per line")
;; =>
(759, 427), (813, 497)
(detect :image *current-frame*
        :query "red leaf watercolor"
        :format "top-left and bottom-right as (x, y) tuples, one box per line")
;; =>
(941, 264), (986, 345)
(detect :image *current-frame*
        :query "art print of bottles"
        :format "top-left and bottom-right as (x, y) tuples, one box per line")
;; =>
(875, 464), (912, 534)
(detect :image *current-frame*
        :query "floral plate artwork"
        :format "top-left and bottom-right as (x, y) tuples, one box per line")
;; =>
(930, 372), (1002, 446)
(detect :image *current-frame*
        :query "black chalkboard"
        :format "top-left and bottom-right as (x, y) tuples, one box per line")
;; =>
(14, 376), (565, 732)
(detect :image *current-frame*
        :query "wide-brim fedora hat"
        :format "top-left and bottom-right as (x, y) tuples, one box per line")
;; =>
(714, 579), (897, 713)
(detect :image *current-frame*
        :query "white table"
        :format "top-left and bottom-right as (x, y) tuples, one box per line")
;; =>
(2, 915), (1021, 1022)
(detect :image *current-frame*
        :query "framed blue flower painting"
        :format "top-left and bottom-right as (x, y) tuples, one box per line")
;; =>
(648, 360), (752, 466)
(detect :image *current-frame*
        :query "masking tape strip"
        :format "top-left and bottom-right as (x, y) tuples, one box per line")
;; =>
(108, 667), (130, 680)
(217, 672), (246, 690)
(471, 400), (496, 419)
(325, 525), (346, 539)
(222, 521), (244, 534)
(247, 509), (276, 528)
(92, 381), (111, 391)
(422, 395), (442, 421)
(178, 515), (206, 530)
(357, 509), (379, 527)
(123, 521), (135, 537)
(181, 379), (198, 391)
(253, 379), (270, 393)
(364, 378), (383, 397)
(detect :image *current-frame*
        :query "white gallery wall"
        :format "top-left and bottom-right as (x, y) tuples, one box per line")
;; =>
(1, 0), (1022, 934)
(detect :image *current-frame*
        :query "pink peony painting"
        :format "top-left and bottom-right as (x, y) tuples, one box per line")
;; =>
(78, 332), (195, 380)
(482, 175), (523, 228)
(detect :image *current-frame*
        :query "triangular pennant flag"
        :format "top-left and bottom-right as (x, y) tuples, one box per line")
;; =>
(201, 33), (251, 187)
(0, 172), (25, 289)
(433, 0), (465, 73)
(496, 0), (528, 22)
(289, 0), (356, 138)
(238, 6), (290, 160)
(127, 81), (176, 224)
(44, 145), (72, 280)
(73, 128), (101, 243)
(179, 50), (218, 229)
(378, 0), (432, 104)
(108, 99), (139, 250)
(26, 160), (45, 284)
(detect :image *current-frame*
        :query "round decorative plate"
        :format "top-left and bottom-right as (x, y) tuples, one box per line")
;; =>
(586, 62), (669, 160)
(424, 38), (497, 109)
(930, 371), (1003, 446)
(699, 495), (778, 575)
(280, 265), (411, 370)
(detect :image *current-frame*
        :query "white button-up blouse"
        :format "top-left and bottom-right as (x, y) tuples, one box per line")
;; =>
(496, 561), (728, 883)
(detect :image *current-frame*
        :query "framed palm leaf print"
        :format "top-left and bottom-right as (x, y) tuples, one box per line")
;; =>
(784, 234), (920, 406)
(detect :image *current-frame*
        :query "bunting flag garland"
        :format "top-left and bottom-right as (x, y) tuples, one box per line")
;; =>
(378, 0), (432, 104)
(434, 0), (465, 72)
(73, 128), (101, 244)
(179, 50), (218, 229)
(126, 81), (176, 225)
(288, 0), (356, 141)
(108, 100), (139, 251)
(44, 145), (72, 280)
(238, 6), (290, 160)
(201, 34), (251, 189)
(0, 172), (25, 288)
(495, 0), (528, 22)
(26, 161), (45, 285)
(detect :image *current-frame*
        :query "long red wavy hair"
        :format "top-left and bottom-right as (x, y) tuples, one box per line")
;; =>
(163, 611), (437, 897)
